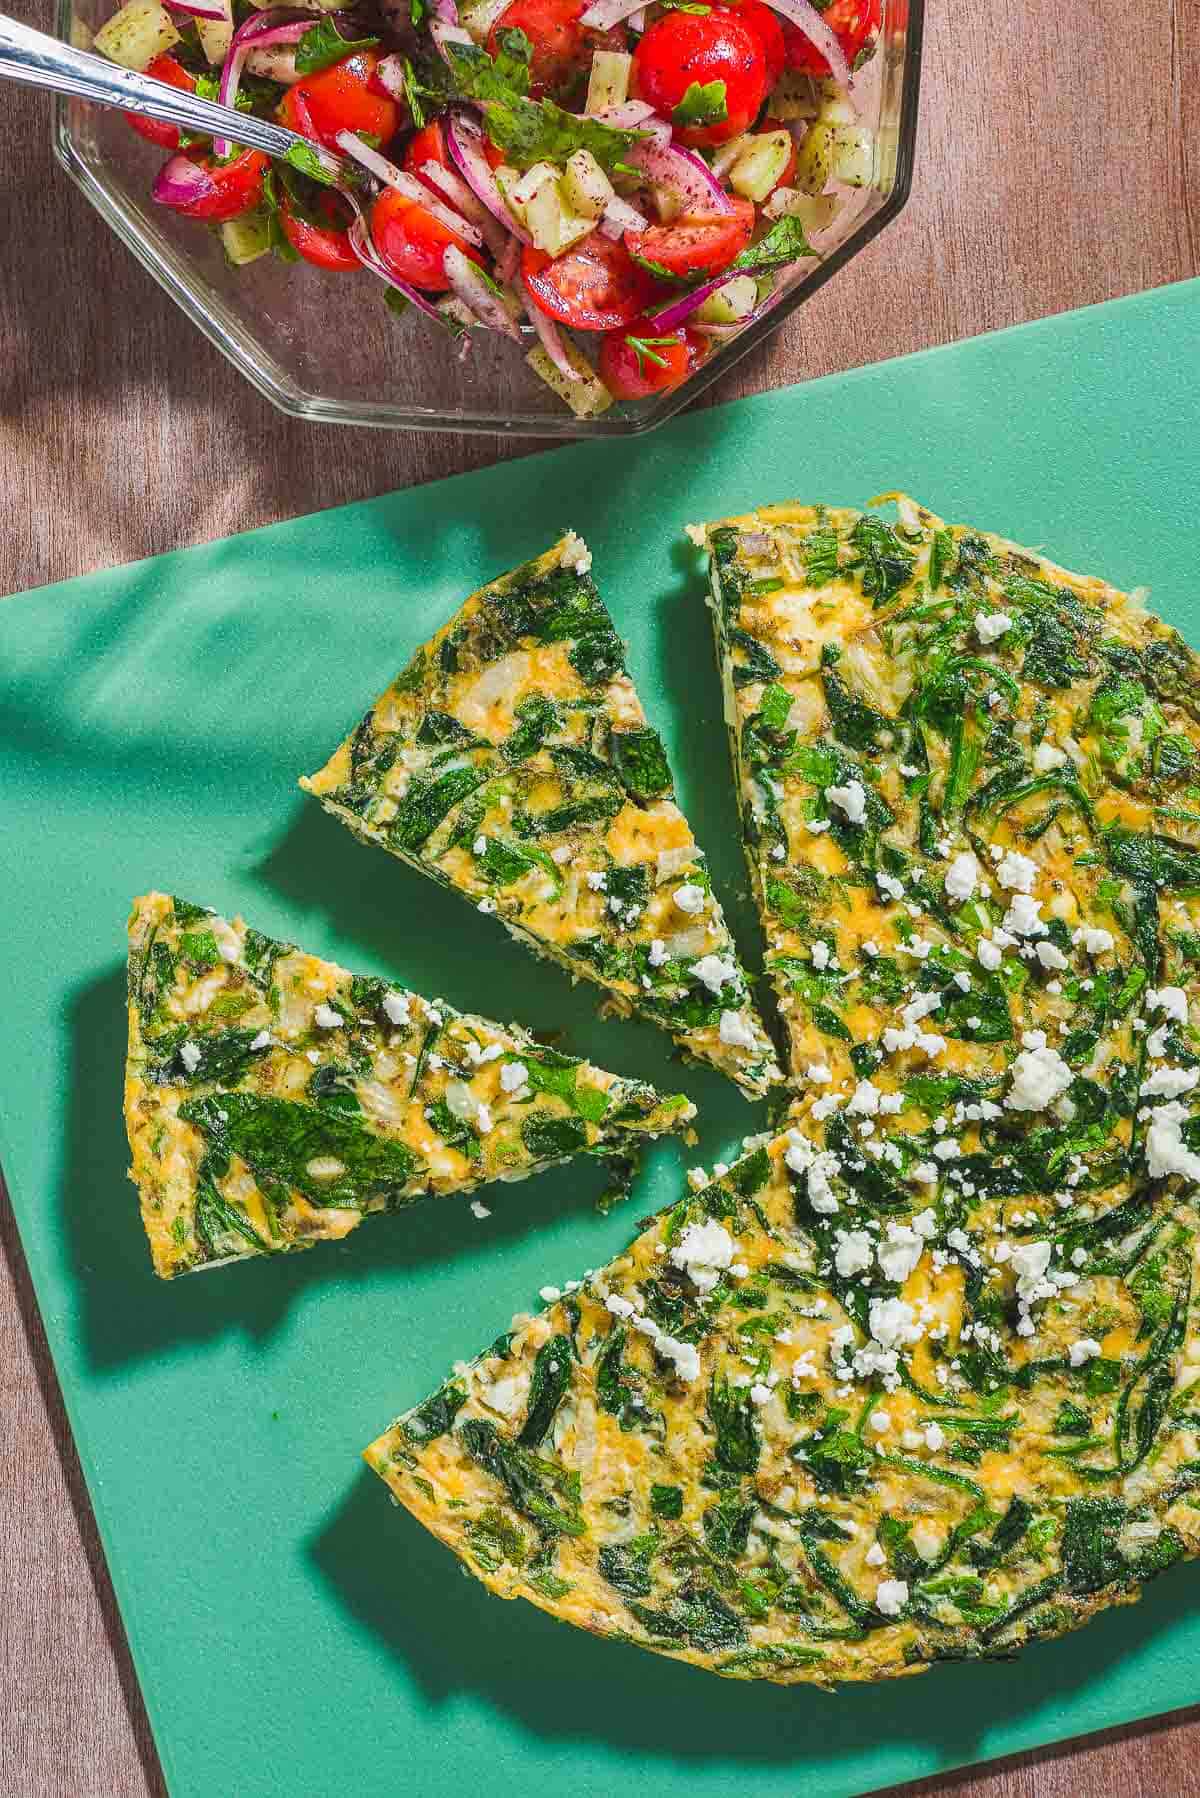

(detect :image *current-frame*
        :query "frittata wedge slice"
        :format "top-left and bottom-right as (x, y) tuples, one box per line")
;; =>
(125, 892), (695, 1278)
(367, 1124), (1200, 1687)
(703, 494), (1200, 1092)
(300, 536), (781, 1099)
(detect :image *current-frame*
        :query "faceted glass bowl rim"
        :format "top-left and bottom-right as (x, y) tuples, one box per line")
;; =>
(51, 0), (924, 437)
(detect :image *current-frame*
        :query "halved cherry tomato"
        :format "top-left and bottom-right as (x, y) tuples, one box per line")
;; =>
(481, 134), (507, 171)
(625, 198), (754, 281)
(758, 114), (797, 192)
(404, 120), (454, 183)
(165, 147), (269, 221)
(714, 0), (785, 92)
(278, 49), (399, 153)
(782, 0), (880, 74)
(280, 192), (360, 271)
(522, 233), (652, 331)
(631, 10), (767, 148)
(372, 186), (483, 292)
(487, 0), (625, 95)
(124, 53), (195, 150)
(599, 315), (707, 399)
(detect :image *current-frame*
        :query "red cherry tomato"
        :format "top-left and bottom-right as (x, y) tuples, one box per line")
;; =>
(758, 114), (797, 192)
(598, 315), (707, 399)
(372, 186), (482, 292)
(404, 120), (454, 182)
(481, 134), (507, 171)
(782, 0), (880, 75)
(631, 10), (767, 148)
(124, 53), (195, 150)
(522, 233), (653, 331)
(278, 49), (399, 153)
(166, 147), (269, 221)
(280, 193), (360, 271)
(625, 198), (754, 281)
(487, 0), (625, 94)
(714, 0), (785, 92)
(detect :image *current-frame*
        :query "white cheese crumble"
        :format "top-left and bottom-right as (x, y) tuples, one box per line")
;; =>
(692, 954), (739, 995)
(499, 1061), (528, 1094)
(834, 1229), (873, 1277)
(825, 780), (867, 825)
(470, 1199), (491, 1219)
(1032, 742), (1068, 772)
(313, 1003), (343, 1030)
(877, 1222), (925, 1285)
(673, 882), (706, 915)
(647, 938), (668, 968)
(974, 611), (1013, 644)
(1002, 893), (1048, 938)
(1005, 1044), (1073, 1112)
(1035, 941), (1069, 971)
(944, 851), (978, 902)
(249, 1031), (271, 1052)
(1076, 926), (1114, 956)
(179, 1041), (201, 1074)
(382, 991), (411, 1027)
(875, 1579), (909, 1616)
(977, 939), (1003, 971)
(1148, 986), (1189, 1025)
(995, 849), (1038, 894)
(865, 1541), (886, 1568)
(669, 1219), (737, 1293)
(1068, 1337), (1103, 1367)
(1145, 1101), (1200, 1183)
(719, 1009), (758, 1050)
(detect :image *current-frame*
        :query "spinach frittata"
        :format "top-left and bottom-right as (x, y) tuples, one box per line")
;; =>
(366, 502), (1200, 1683)
(368, 1125), (1200, 1686)
(126, 892), (695, 1278)
(301, 535), (781, 1099)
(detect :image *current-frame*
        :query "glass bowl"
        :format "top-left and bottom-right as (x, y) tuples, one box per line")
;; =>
(53, 0), (923, 437)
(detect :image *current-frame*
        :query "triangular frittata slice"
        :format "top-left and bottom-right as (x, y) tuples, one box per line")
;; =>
(300, 537), (781, 1099)
(125, 892), (695, 1278)
(367, 1120), (1200, 1686)
(702, 493), (1200, 1093)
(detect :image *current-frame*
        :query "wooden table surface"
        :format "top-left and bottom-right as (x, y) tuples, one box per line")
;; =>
(3, 0), (1200, 1792)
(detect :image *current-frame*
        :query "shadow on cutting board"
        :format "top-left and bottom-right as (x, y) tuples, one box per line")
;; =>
(57, 961), (713, 1377)
(311, 1465), (1200, 1776)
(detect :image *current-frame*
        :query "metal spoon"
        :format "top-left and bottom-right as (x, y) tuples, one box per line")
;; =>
(0, 11), (343, 172)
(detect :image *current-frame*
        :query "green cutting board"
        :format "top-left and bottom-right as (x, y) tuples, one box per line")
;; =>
(5, 279), (1200, 1798)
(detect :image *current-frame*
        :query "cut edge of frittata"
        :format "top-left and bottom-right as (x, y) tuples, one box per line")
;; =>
(365, 1125), (1200, 1687)
(125, 891), (697, 1279)
(300, 535), (782, 1100)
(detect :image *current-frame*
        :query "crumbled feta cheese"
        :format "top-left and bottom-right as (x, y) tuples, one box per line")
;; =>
(1005, 1044), (1073, 1112)
(825, 780), (867, 825)
(834, 1229), (874, 1277)
(1068, 1337), (1103, 1367)
(910, 1161), (939, 1186)
(673, 882), (706, 915)
(847, 1079), (882, 1117)
(382, 991), (411, 1027)
(179, 1041), (201, 1074)
(249, 1031), (271, 1052)
(499, 1060), (528, 1094)
(977, 939), (1003, 971)
(865, 1541), (886, 1567)
(313, 1003), (343, 1030)
(473, 835), (488, 856)
(995, 849), (1038, 894)
(924, 1422), (946, 1452)
(1002, 894), (1048, 938)
(551, 844), (572, 864)
(719, 1009), (757, 1049)
(1036, 941), (1069, 971)
(869, 1410), (891, 1433)
(692, 954), (739, 995)
(944, 851), (979, 902)
(1146, 1101), (1200, 1183)
(1009, 1240), (1053, 1299)
(670, 1219), (737, 1293)
(586, 870), (608, 892)
(1032, 742), (1068, 772)
(876, 871), (905, 902)
(1077, 926), (1114, 956)
(1141, 1067), (1200, 1100)
(477, 897), (496, 914)
(470, 1199), (491, 1219)
(875, 1579), (909, 1617)
(647, 938), (668, 968)
(974, 611), (1013, 645)
(877, 1221), (925, 1285)
(1148, 986), (1189, 1025)
(539, 1285), (562, 1303)
(811, 940), (831, 971)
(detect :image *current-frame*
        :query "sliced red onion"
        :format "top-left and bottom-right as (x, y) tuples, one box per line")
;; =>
(687, 286), (783, 338)
(245, 43), (302, 83)
(598, 191), (647, 240)
(760, 0), (852, 86)
(444, 246), (522, 339)
(165, 0), (227, 19)
(497, 233), (520, 284)
(626, 138), (735, 217)
(215, 8), (313, 156)
(444, 106), (532, 245)
(151, 153), (215, 210)
(374, 52), (408, 103)
(430, 17), (473, 60)
(628, 4), (645, 26)
(335, 131), (485, 245)
(347, 216), (456, 327)
(592, 100), (667, 148)
(419, 159), (508, 257)
(431, 0), (460, 19)
(579, 0), (649, 27)
(525, 298), (581, 382)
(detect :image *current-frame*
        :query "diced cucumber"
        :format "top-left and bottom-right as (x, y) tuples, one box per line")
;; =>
(93, 0), (179, 71)
(730, 131), (792, 204)
(522, 171), (594, 255)
(830, 124), (876, 188)
(196, 0), (231, 64)
(562, 150), (613, 221)
(694, 274), (758, 325)
(585, 50), (631, 113)
(710, 133), (750, 180)
(527, 343), (614, 418)
(763, 69), (820, 122)
(816, 91), (856, 128)
(220, 210), (271, 266)
(69, 17), (93, 49)
(792, 121), (833, 196)
(764, 185), (840, 231)
(509, 161), (559, 208)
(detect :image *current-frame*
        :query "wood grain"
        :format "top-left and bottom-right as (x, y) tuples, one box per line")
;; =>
(2, 0), (1199, 1793)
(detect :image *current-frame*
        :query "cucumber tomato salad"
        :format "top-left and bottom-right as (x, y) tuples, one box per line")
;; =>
(93, 0), (881, 413)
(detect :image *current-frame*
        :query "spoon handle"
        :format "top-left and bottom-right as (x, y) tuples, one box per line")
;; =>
(0, 11), (324, 164)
